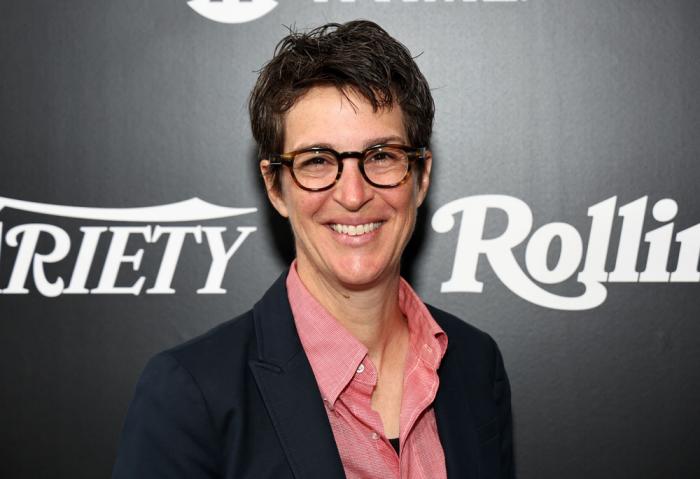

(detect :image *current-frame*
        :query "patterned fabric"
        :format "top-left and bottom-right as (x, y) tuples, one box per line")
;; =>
(287, 264), (448, 479)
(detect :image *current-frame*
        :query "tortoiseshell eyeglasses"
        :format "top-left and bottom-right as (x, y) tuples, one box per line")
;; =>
(269, 144), (426, 192)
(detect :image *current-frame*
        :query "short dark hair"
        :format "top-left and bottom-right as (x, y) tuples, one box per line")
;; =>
(248, 20), (435, 189)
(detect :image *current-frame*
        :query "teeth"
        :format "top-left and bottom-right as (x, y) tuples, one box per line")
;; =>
(330, 222), (382, 236)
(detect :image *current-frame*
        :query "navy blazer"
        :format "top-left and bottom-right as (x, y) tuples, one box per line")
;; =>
(112, 272), (514, 478)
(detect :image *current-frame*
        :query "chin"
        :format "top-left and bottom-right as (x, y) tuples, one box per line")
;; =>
(328, 257), (395, 289)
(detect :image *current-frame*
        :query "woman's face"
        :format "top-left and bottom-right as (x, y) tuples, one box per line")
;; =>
(263, 86), (431, 290)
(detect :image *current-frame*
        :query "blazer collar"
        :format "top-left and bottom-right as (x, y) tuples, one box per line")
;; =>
(432, 310), (481, 479)
(251, 270), (303, 366)
(249, 271), (346, 479)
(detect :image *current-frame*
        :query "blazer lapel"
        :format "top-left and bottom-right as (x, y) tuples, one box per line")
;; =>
(434, 317), (481, 479)
(249, 272), (346, 479)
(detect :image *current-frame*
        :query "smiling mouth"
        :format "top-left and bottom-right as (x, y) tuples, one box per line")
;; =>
(329, 221), (384, 236)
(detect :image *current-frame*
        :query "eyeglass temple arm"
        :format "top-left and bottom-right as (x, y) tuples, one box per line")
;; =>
(268, 155), (294, 166)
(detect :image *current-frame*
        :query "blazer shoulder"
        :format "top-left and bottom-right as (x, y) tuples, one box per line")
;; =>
(427, 304), (497, 351)
(158, 309), (258, 383)
(425, 304), (507, 382)
(114, 312), (261, 478)
(161, 270), (290, 372)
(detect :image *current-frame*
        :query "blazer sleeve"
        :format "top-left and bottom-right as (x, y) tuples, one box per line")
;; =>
(112, 352), (221, 479)
(491, 337), (515, 479)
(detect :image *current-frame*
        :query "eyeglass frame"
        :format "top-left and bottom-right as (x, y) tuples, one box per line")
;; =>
(268, 143), (427, 192)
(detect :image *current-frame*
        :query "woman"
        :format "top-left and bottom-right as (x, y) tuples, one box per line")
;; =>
(113, 20), (514, 479)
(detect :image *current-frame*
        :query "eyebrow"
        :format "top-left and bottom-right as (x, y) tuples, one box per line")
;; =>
(291, 135), (407, 152)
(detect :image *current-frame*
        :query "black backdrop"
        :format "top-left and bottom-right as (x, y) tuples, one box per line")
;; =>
(1, 1), (699, 478)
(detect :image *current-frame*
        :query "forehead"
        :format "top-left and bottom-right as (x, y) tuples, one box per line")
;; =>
(283, 85), (407, 151)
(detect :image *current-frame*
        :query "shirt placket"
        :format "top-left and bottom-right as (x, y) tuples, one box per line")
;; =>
(345, 357), (401, 477)
(399, 340), (441, 479)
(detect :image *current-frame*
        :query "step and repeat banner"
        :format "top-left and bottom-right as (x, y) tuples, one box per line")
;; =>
(1, 1), (698, 478)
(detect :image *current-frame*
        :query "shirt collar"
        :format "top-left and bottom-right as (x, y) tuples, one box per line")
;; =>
(286, 261), (447, 407)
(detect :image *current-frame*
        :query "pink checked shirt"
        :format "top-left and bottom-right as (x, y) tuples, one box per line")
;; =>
(286, 265), (448, 479)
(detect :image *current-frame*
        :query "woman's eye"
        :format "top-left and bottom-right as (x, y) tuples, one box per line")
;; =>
(368, 152), (397, 163)
(305, 157), (327, 167)
(297, 155), (334, 169)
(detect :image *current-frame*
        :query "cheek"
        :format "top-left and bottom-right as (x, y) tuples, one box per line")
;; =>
(389, 185), (420, 213)
(383, 190), (419, 248)
(278, 175), (307, 217)
(286, 193), (326, 228)
(400, 189), (422, 233)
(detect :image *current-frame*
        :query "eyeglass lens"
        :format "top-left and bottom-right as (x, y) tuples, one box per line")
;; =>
(292, 146), (410, 189)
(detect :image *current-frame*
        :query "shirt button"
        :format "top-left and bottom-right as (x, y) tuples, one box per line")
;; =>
(371, 432), (379, 440)
(356, 364), (365, 374)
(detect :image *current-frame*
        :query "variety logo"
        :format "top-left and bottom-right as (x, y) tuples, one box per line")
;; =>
(432, 195), (700, 310)
(0, 196), (257, 297)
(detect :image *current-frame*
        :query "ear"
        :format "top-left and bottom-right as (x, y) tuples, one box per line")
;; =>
(415, 150), (432, 208)
(260, 159), (289, 218)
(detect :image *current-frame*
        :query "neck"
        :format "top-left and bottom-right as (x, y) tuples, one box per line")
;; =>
(295, 260), (408, 367)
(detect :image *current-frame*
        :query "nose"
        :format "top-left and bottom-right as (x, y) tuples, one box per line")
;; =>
(332, 158), (374, 211)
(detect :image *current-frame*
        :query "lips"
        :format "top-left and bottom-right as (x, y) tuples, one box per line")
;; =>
(329, 221), (384, 236)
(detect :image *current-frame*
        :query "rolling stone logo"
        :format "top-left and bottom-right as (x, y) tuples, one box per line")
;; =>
(433, 195), (699, 310)
(0, 195), (697, 310)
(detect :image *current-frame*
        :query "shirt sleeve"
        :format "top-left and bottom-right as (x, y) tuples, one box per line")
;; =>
(112, 352), (221, 479)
